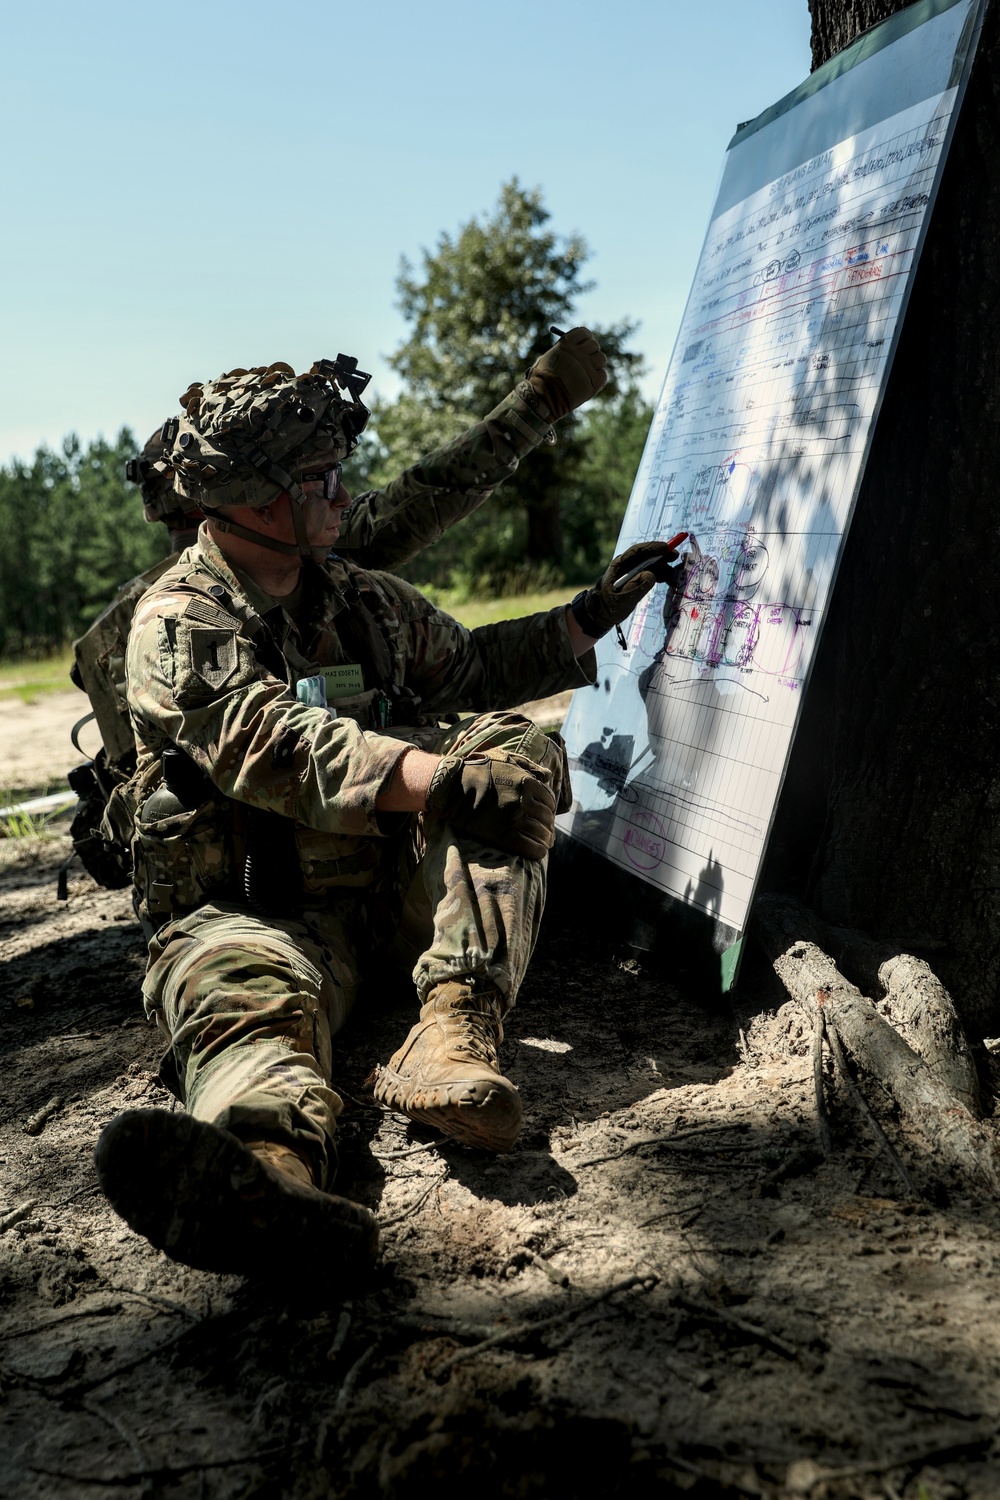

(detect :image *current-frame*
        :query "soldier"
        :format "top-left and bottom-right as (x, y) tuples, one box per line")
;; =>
(68, 342), (595, 885)
(94, 344), (678, 1282)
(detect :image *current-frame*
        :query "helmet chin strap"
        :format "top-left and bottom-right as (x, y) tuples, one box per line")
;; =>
(202, 507), (302, 555)
(286, 486), (333, 566)
(205, 446), (331, 564)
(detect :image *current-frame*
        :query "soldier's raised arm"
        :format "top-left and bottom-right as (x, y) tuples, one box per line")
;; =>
(335, 326), (608, 570)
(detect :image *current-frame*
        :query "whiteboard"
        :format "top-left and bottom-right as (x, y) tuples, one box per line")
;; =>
(559, 0), (984, 984)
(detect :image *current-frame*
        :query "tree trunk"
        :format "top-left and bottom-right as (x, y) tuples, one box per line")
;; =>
(765, 0), (1000, 1032)
(526, 492), (565, 565)
(807, 0), (905, 69)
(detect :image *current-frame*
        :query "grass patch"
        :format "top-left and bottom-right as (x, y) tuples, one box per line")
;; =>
(0, 589), (574, 704)
(0, 781), (74, 842)
(0, 648), (75, 703)
(420, 587), (570, 630)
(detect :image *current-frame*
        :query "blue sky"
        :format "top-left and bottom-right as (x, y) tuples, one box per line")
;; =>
(0, 0), (811, 464)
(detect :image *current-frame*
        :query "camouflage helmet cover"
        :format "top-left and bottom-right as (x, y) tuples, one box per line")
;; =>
(167, 358), (370, 512)
(125, 427), (195, 526)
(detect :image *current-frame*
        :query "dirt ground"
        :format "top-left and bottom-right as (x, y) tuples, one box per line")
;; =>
(4, 699), (1000, 1499)
(0, 691), (104, 801)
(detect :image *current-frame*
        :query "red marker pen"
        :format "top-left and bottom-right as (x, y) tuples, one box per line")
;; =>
(612, 532), (690, 593)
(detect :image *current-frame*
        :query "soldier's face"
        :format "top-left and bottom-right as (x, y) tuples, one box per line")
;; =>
(298, 480), (352, 545)
(297, 456), (351, 545)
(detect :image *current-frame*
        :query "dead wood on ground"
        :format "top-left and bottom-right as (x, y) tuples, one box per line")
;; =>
(754, 893), (999, 1194)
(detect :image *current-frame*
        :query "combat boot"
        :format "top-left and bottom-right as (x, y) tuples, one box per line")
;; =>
(240, 1137), (315, 1188)
(94, 1109), (378, 1280)
(373, 980), (522, 1151)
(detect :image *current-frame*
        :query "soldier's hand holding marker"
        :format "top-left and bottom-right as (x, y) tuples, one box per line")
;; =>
(569, 534), (687, 643)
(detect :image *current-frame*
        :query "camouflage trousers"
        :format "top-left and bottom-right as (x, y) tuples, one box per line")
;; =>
(141, 711), (560, 1187)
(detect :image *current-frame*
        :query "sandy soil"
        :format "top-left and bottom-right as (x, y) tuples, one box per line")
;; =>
(3, 818), (1000, 1499)
(0, 692), (103, 798)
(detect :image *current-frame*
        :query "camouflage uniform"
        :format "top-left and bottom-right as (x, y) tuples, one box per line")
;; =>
(70, 379), (556, 887)
(74, 380), (554, 780)
(126, 525), (593, 1186)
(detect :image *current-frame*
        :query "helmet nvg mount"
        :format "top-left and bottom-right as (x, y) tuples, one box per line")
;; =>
(160, 356), (371, 562)
(125, 428), (198, 530)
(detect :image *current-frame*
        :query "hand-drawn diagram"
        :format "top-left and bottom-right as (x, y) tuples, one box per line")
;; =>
(559, 0), (983, 963)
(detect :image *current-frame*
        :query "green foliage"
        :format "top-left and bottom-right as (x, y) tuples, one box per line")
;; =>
(0, 430), (168, 660)
(342, 180), (652, 592)
(0, 793), (71, 841)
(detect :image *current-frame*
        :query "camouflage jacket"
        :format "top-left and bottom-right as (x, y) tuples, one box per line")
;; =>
(73, 381), (556, 780)
(334, 380), (555, 569)
(122, 527), (593, 921)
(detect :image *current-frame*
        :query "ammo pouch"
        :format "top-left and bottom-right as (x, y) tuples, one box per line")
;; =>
(130, 761), (234, 927)
(99, 758), (160, 882)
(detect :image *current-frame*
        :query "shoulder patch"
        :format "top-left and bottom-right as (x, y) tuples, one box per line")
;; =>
(182, 597), (243, 631)
(188, 627), (239, 691)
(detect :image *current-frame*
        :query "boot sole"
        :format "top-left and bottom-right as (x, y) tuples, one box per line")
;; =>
(94, 1109), (378, 1278)
(372, 1072), (523, 1152)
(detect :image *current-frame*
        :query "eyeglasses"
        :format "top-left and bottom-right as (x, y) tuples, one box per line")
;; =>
(300, 462), (343, 500)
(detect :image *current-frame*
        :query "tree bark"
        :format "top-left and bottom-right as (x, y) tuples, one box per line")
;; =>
(766, 0), (1000, 1031)
(807, 0), (906, 70)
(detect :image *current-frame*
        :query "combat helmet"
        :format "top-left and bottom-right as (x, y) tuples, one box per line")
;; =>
(124, 427), (199, 531)
(163, 357), (371, 561)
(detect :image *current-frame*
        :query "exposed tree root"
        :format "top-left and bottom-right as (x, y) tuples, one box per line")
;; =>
(821, 921), (980, 1114)
(754, 893), (1000, 1194)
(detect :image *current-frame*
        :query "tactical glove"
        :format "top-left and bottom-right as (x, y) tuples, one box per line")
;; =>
(526, 327), (608, 419)
(425, 750), (557, 861)
(569, 540), (681, 641)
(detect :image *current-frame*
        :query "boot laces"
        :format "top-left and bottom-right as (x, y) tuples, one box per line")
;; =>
(441, 1005), (500, 1066)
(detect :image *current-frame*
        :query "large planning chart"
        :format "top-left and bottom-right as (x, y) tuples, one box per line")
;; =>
(559, 0), (985, 984)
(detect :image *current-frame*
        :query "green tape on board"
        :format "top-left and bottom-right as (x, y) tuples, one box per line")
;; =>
(720, 937), (744, 994)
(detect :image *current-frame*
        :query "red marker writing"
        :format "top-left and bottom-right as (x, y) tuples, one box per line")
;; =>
(612, 532), (690, 593)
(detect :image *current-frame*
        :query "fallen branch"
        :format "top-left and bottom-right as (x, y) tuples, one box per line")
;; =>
(675, 1294), (799, 1361)
(810, 1010), (833, 1157)
(30, 1452), (280, 1486)
(400, 1313), (497, 1341)
(502, 1247), (571, 1288)
(661, 1354), (715, 1392)
(576, 1123), (750, 1169)
(876, 951), (980, 1114)
(48, 1182), (101, 1207)
(24, 1095), (64, 1136)
(756, 1145), (823, 1196)
(3, 1287), (200, 1340)
(332, 1345), (377, 1417)
(370, 1142), (441, 1161)
(433, 1274), (658, 1378)
(785, 1425), (995, 1494)
(755, 895), (1000, 1193)
(0, 1201), (38, 1234)
(2, 1298), (121, 1339)
(326, 1305), (352, 1364)
(526, 1249), (570, 1289)
(824, 1015), (918, 1199)
(62, 1324), (198, 1399)
(379, 1174), (444, 1227)
(807, 916), (981, 1115)
(83, 1399), (148, 1477)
